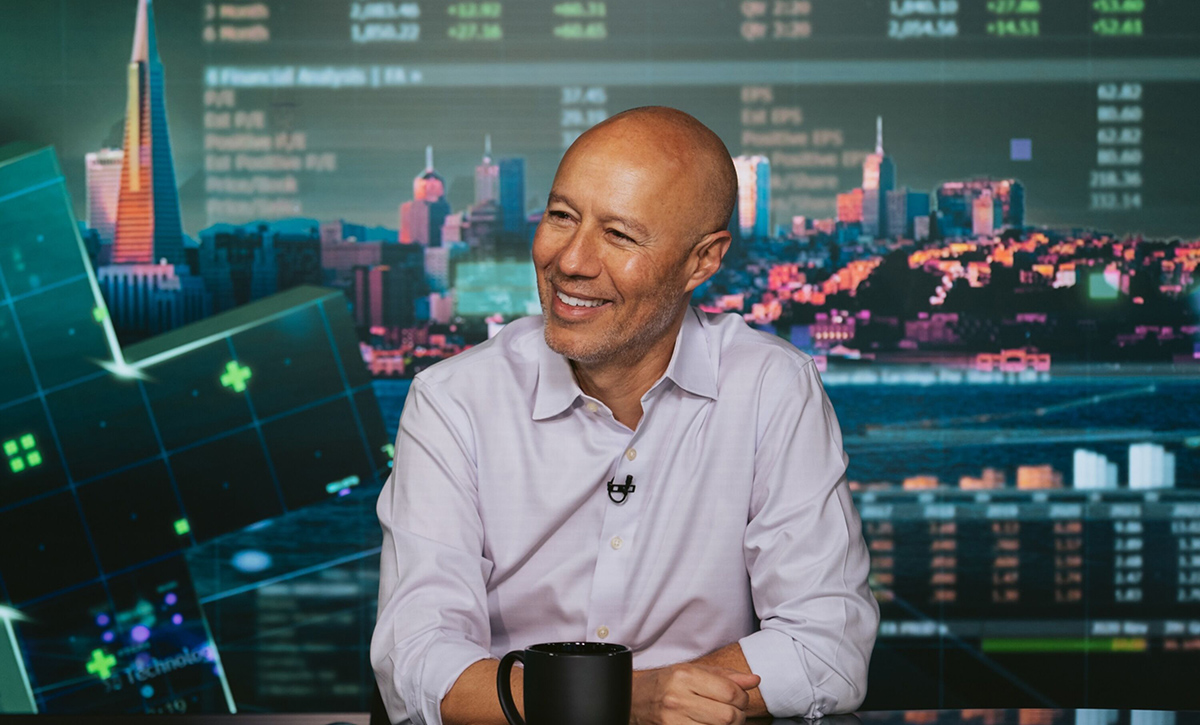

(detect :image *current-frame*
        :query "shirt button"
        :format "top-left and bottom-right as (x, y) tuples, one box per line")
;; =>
(610, 536), (623, 550)
(585, 402), (598, 413)
(625, 448), (637, 461)
(596, 626), (609, 639)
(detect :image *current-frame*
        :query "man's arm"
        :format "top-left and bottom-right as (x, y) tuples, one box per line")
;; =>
(440, 659), (522, 725)
(737, 359), (880, 719)
(370, 377), (495, 725)
(630, 642), (768, 722)
(438, 641), (756, 725)
(687, 643), (767, 716)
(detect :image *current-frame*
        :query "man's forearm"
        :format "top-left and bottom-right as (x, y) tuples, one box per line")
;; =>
(443, 643), (763, 723)
(441, 659), (523, 725)
(633, 642), (769, 718)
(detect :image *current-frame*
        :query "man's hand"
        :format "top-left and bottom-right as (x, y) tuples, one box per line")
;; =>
(631, 663), (762, 725)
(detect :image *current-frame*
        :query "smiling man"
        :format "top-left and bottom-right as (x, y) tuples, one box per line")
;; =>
(371, 106), (879, 725)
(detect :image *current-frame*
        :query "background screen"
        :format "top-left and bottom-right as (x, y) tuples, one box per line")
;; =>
(1, 0), (1200, 715)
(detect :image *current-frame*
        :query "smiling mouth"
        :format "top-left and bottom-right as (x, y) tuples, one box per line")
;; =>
(555, 289), (609, 308)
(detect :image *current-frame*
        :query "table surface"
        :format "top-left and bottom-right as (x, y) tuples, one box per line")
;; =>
(0, 708), (1194, 724)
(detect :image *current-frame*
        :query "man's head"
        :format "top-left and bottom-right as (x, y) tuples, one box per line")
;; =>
(533, 106), (737, 366)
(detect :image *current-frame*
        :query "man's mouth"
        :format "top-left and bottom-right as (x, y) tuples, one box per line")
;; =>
(554, 288), (610, 309)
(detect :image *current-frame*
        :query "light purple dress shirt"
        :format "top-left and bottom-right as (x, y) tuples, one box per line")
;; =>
(370, 306), (879, 725)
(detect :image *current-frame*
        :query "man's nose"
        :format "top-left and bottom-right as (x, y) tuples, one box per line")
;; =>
(555, 224), (602, 278)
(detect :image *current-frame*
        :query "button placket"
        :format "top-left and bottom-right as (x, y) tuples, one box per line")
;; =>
(585, 442), (644, 643)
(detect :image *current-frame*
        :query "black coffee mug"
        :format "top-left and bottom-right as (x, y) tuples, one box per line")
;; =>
(497, 641), (632, 725)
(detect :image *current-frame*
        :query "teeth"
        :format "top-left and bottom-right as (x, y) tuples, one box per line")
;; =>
(556, 290), (605, 308)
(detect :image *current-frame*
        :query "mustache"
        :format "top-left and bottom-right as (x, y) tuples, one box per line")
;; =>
(543, 277), (610, 301)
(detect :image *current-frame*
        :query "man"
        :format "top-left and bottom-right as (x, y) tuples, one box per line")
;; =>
(371, 106), (878, 725)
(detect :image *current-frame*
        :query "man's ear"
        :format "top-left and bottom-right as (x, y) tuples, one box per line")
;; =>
(684, 230), (732, 294)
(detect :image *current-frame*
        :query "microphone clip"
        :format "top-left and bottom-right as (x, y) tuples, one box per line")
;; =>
(607, 475), (636, 504)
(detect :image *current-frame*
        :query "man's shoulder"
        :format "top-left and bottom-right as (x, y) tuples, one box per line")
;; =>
(412, 314), (544, 395)
(700, 308), (816, 383)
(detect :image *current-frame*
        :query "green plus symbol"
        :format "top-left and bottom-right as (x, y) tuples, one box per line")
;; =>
(220, 361), (252, 393)
(86, 648), (116, 679)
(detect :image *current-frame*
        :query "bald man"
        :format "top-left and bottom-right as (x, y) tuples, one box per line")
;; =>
(371, 107), (879, 725)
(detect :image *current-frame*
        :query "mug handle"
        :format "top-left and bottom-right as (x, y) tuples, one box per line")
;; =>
(497, 650), (526, 725)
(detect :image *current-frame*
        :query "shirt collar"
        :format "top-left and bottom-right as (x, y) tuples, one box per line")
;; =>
(532, 307), (718, 421)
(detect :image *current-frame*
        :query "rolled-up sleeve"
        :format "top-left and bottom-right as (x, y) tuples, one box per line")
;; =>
(371, 376), (495, 725)
(738, 359), (879, 718)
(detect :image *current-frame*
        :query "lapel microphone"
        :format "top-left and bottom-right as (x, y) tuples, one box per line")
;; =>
(607, 474), (636, 504)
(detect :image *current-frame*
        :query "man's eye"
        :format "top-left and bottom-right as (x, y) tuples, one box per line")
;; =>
(549, 211), (573, 221)
(607, 229), (631, 241)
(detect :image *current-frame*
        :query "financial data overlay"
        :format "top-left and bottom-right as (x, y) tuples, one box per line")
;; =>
(183, 0), (1200, 236)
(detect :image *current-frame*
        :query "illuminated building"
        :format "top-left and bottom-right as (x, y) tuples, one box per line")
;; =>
(321, 237), (414, 289)
(85, 148), (122, 243)
(195, 223), (321, 314)
(95, 262), (209, 336)
(905, 313), (960, 346)
(498, 157), (527, 237)
(441, 212), (465, 244)
(465, 148), (526, 252)
(902, 475), (939, 490)
(465, 199), (502, 249)
(861, 117), (895, 238)
(428, 291), (455, 324)
(475, 135), (499, 205)
(425, 246), (450, 292)
(960, 468), (1005, 490)
(732, 154), (771, 239)
(111, 0), (185, 266)
(399, 146), (451, 247)
(974, 348), (1051, 373)
(811, 310), (856, 349)
(913, 215), (931, 241)
(972, 191), (995, 236)
(1128, 443), (1176, 489)
(353, 264), (403, 329)
(886, 188), (930, 239)
(936, 178), (1025, 237)
(324, 238), (425, 327)
(1073, 449), (1118, 490)
(319, 219), (369, 244)
(1016, 465), (1063, 490)
(837, 188), (864, 224)
(97, 0), (206, 336)
(791, 216), (808, 237)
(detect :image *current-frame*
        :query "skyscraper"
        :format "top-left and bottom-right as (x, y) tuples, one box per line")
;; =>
(886, 188), (930, 239)
(861, 117), (896, 238)
(111, 0), (185, 266)
(837, 188), (864, 225)
(475, 135), (499, 206)
(85, 148), (123, 244)
(936, 178), (1026, 236)
(972, 191), (995, 236)
(732, 154), (771, 240)
(400, 146), (451, 247)
(498, 157), (526, 237)
(98, 0), (206, 338)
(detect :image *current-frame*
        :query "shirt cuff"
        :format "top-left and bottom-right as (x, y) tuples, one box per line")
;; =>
(394, 638), (492, 725)
(739, 628), (818, 719)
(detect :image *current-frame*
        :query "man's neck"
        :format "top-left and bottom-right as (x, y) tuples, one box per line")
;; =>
(570, 309), (687, 431)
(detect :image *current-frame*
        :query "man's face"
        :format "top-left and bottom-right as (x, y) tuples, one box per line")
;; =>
(533, 130), (700, 365)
